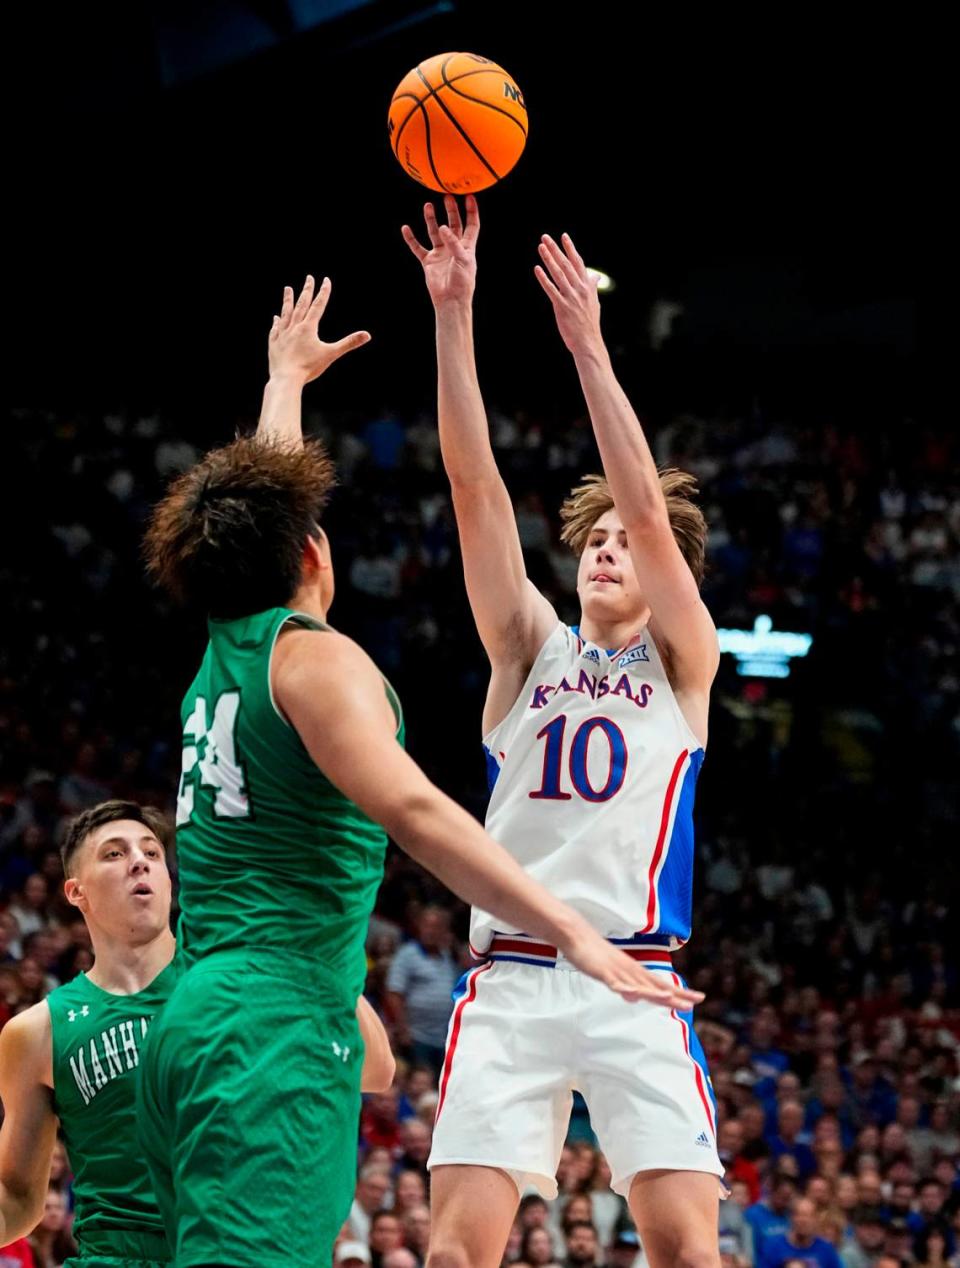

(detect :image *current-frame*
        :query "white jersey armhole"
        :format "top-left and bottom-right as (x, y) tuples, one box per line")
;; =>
(643, 632), (706, 754)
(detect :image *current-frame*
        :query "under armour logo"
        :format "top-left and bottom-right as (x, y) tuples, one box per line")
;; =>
(331, 1041), (351, 1062)
(67, 1006), (90, 1022)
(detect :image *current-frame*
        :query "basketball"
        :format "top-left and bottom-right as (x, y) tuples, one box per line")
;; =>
(388, 52), (528, 193)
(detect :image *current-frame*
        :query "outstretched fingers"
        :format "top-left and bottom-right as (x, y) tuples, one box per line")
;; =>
(614, 961), (706, 1010)
(329, 330), (372, 362)
(423, 201), (443, 248)
(533, 263), (562, 302)
(277, 284), (295, 331)
(293, 275), (315, 321)
(539, 235), (580, 290)
(306, 276), (332, 323)
(401, 224), (428, 262)
(560, 231), (587, 277)
(437, 222), (471, 264)
(443, 193), (463, 237)
(462, 193), (480, 246)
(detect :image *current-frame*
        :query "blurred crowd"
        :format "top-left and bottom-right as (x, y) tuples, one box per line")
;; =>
(0, 399), (957, 1267)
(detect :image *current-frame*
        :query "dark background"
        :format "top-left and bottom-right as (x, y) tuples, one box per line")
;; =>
(8, 1), (914, 417)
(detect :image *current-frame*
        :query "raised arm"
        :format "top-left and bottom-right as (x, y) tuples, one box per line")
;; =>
(256, 275), (371, 449)
(272, 627), (702, 1013)
(0, 1005), (58, 1244)
(535, 233), (719, 699)
(403, 198), (556, 724)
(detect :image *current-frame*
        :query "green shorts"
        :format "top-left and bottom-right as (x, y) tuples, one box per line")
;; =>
(136, 947), (362, 1268)
(64, 1225), (170, 1266)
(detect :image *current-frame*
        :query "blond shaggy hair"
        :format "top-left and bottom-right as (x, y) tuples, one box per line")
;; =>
(559, 469), (707, 586)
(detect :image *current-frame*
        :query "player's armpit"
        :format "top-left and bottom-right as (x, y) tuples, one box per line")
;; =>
(0, 1005), (59, 1243)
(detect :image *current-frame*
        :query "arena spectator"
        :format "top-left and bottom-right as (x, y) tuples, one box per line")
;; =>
(369, 1210), (404, 1268)
(561, 1221), (603, 1268)
(391, 1169), (427, 1217)
(347, 1165), (392, 1244)
(913, 1104), (960, 1173)
(401, 1204), (431, 1264)
(395, 1118), (432, 1180)
(884, 1215), (916, 1263)
(915, 1225), (952, 1267)
(720, 1117), (763, 1203)
(385, 906), (458, 1074)
(839, 1207), (888, 1268)
(5, 875), (51, 954)
(758, 1198), (843, 1268)
(336, 1242), (372, 1267)
(746, 1174), (800, 1257)
(25, 1189), (75, 1268)
(518, 1225), (562, 1267)
(769, 1101), (817, 1179)
(382, 1251), (418, 1268)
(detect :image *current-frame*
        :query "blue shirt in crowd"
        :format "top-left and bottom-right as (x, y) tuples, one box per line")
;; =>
(759, 1232), (843, 1268)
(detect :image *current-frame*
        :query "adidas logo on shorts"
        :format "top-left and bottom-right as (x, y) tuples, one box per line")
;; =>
(695, 1131), (711, 1148)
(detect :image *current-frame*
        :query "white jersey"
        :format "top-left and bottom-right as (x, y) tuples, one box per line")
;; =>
(472, 621), (705, 955)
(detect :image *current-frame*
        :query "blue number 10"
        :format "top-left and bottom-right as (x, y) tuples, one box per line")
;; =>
(529, 714), (628, 803)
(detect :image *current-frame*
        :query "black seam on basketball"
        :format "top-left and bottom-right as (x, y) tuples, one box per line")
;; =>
(391, 94), (425, 155)
(420, 95), (451, 193)
(393, 67), (526, 154)
(440, 66), (528, 139)
(415, 66), (500, 182)
(445, 68), (521, 89)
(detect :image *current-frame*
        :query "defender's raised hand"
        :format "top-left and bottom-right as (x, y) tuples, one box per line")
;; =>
(402, 194), (479, 308)
(268, 275), (371, 387)
(534, 232), (604, 359)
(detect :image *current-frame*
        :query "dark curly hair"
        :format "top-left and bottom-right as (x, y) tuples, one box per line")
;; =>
(143, 436), (336, 618)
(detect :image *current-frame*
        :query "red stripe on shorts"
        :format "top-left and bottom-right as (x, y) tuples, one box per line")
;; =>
(669, 971), (716, 1138)
(435, 962), (493, 1122)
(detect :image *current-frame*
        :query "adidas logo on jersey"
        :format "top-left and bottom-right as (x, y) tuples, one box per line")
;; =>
(582, 647), (601, 664)
(695, 1131), (711, 1148)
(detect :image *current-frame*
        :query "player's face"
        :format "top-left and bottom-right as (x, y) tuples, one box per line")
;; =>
(576, 510), (646, 626)
(66, 820), (173, 943)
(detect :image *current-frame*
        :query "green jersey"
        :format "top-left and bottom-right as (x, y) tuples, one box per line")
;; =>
(48, 958), (180, 1247)
(175, 607), (403, 998)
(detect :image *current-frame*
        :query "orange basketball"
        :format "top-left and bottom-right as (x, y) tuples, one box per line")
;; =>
(388, 52), (528, 193)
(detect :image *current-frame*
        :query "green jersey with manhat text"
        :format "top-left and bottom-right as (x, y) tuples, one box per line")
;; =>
(47, 956), (180, 1259)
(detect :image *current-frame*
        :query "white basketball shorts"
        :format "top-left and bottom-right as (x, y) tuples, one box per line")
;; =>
(428, 942), (723, 1199)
